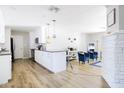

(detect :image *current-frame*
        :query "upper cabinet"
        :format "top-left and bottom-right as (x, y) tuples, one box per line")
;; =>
(0, 8), (5, 43)
(41, 27), (46, 43)
(38, 27), (46, 44)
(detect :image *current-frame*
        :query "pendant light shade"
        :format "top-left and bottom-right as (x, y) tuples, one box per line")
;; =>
(52, 19), (56, 38)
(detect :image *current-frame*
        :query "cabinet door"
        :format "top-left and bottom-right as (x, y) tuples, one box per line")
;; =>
(40, 27), (46, 43)
(0, 55), (11, 84)
(0, 9), (5, 43)
(46, 52), (53, 71)
(35, 50), (40, 63)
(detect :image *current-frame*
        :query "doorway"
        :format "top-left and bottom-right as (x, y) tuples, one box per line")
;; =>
(13, 35), (24, 59)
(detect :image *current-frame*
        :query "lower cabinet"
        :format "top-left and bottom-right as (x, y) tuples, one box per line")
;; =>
(0, 55), (11, 84)
(35, 50), (66, 73)
(35, 50), (53, 71)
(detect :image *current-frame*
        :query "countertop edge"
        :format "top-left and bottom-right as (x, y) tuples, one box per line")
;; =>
(34, 49), (66, 53)
(0, 53), (11, 56)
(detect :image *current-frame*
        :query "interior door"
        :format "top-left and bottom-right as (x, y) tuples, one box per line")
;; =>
(13, 35), (24, 59)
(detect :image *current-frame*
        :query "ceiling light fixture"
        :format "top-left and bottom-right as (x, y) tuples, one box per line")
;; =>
(48, 6), (60, 39)
(52, 19), (56, 38)
(49, 5), (60, 13)
(46, 23), (50, 38)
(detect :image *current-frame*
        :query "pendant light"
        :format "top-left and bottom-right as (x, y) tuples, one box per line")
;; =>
(48, 6), (60, 39)
(52, 19), (56, 38)
(46, 23), (50, 39)
(46, 23), (51, 44)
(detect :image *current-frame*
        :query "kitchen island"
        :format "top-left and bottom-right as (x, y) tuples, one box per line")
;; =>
(35, 50), (66, 73)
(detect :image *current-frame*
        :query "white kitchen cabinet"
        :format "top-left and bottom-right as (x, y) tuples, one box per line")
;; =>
(35, 50), (66, 73)
(0, 55), (11, 84)
(34, 50), (39, 63)
(37, 27), (46, 44)
(0, 9), (5, 43)
(103, 32), (124, 87)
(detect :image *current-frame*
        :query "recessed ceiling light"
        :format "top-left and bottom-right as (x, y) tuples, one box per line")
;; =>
(48, 5), (60, 13)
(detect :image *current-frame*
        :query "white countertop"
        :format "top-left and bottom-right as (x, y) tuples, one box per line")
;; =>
(35, 49), (66, 53)
(0, 51), (11, 56)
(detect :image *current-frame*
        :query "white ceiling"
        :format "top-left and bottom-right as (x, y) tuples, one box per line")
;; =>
(0, 5), (106, 33)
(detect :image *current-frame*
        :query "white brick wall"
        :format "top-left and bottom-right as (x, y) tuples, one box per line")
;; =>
(103, 32), (124, 88)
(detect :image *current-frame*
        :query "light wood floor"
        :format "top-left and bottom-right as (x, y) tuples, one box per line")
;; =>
(0, 59), (109, 88)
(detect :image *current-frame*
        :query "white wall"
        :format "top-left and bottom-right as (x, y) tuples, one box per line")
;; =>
(45, 23), (87, 51)
(29, 27), (42, 49)
(0, 27), (11, 52)
(86, 32), (105, 58)
(11, 31), (30, 58)
(107, 5), (124, 32)
(87, 32), (105, 50)
(29, 25), (87, 51)
(119, 6), (124, 30)
(106, 5), (124, 37)
(71, 33), (87, 51)
(0, 8), (5, 43)
(44, 23), (86, 51)
(29, 31), (36, 49)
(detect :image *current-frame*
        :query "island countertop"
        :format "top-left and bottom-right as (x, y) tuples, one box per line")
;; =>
(35, 49), (66, 53)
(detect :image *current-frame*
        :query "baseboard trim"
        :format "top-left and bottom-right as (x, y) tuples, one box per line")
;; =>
(101, 76), (111, 88)
(15, 57), (30, 60)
